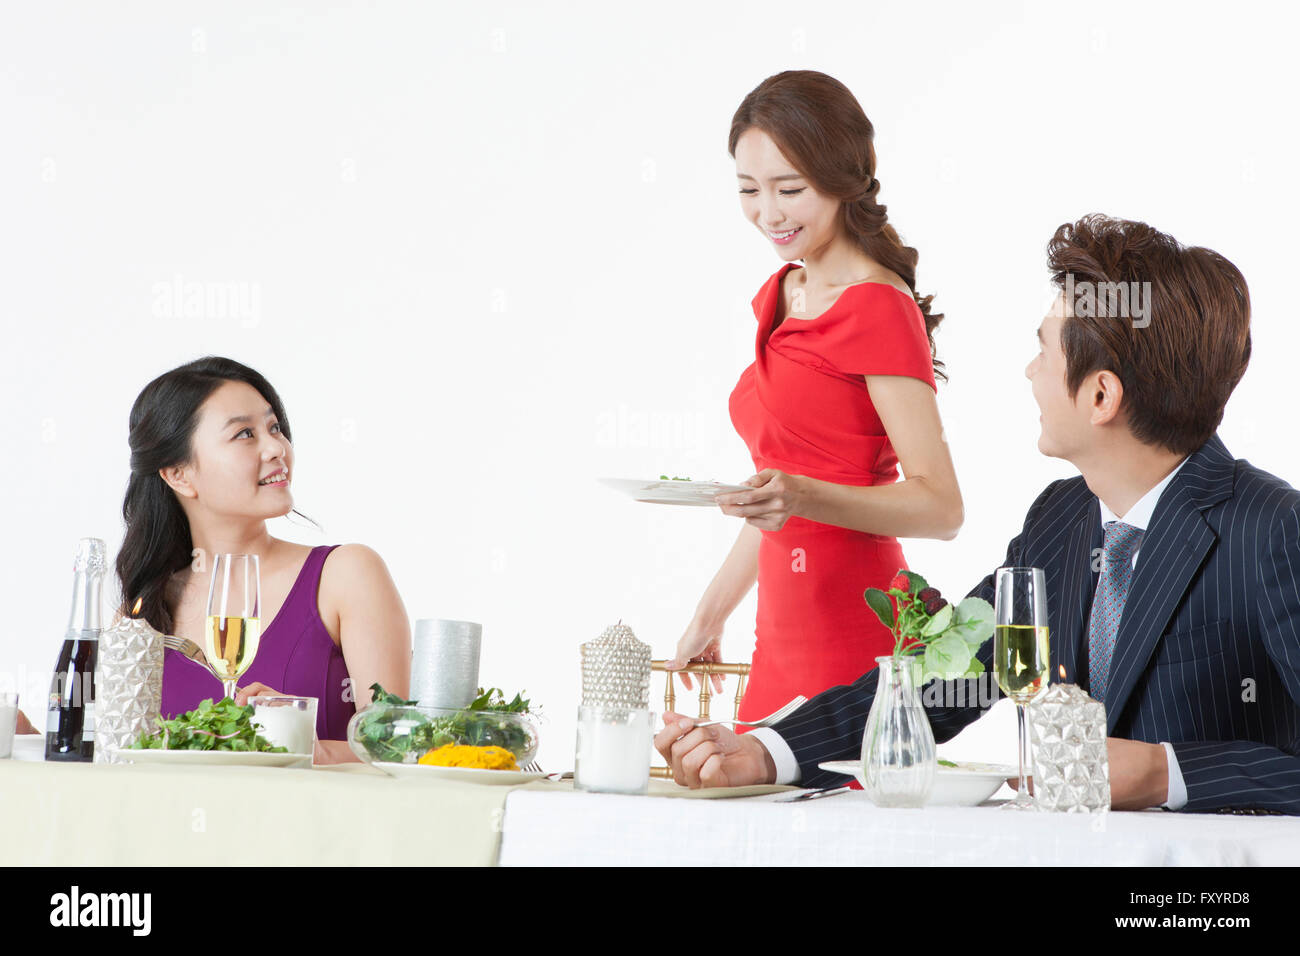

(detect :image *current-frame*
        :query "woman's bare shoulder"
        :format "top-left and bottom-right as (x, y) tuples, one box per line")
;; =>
(322, 543), (390, 575)
(317, 544), (407, 647)
(318, 544), (398, 606)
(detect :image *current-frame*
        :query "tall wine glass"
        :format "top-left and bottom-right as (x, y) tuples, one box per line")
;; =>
(994, 567), (1050, 810)
(205, 554), (262, 702)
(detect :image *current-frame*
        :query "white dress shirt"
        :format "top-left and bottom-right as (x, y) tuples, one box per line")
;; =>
(755, 456), (1192, 809)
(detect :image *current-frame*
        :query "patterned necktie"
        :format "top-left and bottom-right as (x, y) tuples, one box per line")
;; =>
(1087, 520), (1144, 704)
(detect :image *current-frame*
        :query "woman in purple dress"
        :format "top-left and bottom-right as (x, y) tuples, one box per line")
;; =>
(115, 357), (410, 762)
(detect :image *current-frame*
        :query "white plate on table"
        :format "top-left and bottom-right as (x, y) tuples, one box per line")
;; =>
(599, 477), (750, 507)
(374, 762), (545, 785)
(818, 759), (1016, 806)
(121, 748), (311, 768)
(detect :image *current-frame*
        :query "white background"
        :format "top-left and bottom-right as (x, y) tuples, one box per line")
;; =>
(2, 0), (1296, 776)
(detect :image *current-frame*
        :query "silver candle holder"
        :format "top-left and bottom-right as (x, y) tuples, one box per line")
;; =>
(1028, 680), (1110, 812)
(93, 604), (165, 764)
(411, 619), (482, 709)
(580, 621), (651, 710)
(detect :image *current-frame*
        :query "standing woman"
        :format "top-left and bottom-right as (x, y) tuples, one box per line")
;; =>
(117, 356), (410, 760)
(666, 71), (963, 725)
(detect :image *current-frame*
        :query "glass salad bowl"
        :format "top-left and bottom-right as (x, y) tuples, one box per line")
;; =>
(347, 703), (540, 773)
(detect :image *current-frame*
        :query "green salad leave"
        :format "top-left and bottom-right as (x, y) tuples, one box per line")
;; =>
(128, 697), (288, 753)
(355, 683), (536, 763)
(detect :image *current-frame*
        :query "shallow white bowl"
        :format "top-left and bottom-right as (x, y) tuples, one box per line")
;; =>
(817, 759), (1015, 806)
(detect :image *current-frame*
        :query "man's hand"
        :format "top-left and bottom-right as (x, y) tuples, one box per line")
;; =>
(654, 712), (778, 788)
(1107, 737), (1169, 810)
(1005, 737), (1169, 809)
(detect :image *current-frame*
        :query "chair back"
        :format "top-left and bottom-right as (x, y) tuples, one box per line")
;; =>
(649, 660), (750, 780)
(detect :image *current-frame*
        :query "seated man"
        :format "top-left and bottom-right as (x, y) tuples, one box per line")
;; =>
(657, 214), (1300, 814)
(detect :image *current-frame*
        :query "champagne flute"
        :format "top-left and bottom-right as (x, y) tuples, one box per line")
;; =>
(205, 554), (262, 702)
(994, 567), (1050, 810)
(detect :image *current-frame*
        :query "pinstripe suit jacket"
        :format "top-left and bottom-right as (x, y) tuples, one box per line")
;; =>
(773, 433), (1300, 812)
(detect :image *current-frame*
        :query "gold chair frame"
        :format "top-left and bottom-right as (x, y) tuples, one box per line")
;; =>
(649, 659), (750, 780)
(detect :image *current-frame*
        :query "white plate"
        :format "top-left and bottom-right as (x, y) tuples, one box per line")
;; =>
(817, 759), (1016, 807)
(599, 477), (750, 507)
(374, 761), (544, 785)
(121, 748), (311, 768)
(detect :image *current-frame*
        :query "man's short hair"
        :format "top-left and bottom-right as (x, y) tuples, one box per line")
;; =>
(1048, 214), (1251, 455)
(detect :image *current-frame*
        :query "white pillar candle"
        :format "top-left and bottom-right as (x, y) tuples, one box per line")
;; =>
(574, 706), (652, 794)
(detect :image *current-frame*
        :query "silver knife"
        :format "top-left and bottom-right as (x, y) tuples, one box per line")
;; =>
(777, 785), (853, 802)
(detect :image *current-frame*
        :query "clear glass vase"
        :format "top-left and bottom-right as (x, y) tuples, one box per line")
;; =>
(860, 655), (936, 807)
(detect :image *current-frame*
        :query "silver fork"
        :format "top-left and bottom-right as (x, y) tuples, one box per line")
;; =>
(690, 695), (807, 729)
(162, 633), (219, 679)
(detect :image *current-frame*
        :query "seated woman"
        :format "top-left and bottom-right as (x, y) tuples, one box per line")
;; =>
(116, 356), (410, 762)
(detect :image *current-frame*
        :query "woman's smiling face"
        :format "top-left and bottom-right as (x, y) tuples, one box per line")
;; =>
(163, 379), (294, 519)
(734, 127), (840, 261)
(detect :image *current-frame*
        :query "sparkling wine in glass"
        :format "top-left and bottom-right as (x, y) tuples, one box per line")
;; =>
(205, 554), (261, 702)
(994, 567), (1049, 810)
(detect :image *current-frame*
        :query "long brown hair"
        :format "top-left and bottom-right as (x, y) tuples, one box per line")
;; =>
(729, 70), (946, 381)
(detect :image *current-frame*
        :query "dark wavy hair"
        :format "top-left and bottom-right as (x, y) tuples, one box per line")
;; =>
(1047, 214), (1251, 455)
(116, 356), (306, 634)
(729, 69), (946, 381)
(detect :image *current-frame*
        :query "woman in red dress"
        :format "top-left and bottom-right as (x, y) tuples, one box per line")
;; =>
(665, 71), (963, 725)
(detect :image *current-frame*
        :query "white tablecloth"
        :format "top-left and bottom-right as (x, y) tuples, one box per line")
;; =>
(497, 789), (1300, 866)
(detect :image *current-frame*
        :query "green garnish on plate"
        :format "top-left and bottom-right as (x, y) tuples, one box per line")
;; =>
(128, 697), (288, 752)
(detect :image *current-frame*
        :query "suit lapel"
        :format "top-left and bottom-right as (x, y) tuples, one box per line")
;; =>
(1103, 434), (1235, 733)
(1057, 504), (1100, 686)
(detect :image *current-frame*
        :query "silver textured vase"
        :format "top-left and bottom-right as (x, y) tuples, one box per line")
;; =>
(860, 655), (936, 807)
(93, 613), (164, 764)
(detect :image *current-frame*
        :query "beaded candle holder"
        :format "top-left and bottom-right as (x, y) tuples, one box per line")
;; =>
(580, 621), (651, 710)
(576, 621), (653, 794)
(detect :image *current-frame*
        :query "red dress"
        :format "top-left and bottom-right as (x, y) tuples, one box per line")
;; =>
(730, 262), (938, 724)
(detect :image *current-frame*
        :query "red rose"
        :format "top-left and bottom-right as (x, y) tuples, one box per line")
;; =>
(889, 573), (910, 592)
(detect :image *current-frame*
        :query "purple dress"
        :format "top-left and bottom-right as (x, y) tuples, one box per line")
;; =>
(160, 545), (356, 740)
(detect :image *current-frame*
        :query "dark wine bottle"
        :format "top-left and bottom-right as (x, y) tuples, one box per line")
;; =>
(45, 538), (104, 762)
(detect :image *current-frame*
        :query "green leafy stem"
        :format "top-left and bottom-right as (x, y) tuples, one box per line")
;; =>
(863, 570), (995, 685)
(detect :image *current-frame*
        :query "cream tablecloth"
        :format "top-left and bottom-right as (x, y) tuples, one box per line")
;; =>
(0, 737), (792, 866)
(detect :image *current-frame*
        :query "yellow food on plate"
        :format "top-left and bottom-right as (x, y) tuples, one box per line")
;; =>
(417, 743), (520, 770)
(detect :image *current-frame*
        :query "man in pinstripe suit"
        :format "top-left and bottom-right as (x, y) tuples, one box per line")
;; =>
(657, 214), (1300, 813)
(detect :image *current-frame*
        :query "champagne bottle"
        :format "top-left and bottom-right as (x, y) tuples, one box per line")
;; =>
(45, 538), (105, 762)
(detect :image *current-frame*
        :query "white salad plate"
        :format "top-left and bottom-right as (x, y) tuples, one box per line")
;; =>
(599, 477), (750, 507)
(375, 762), (545, 785)
(121, 748), (311, 768)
